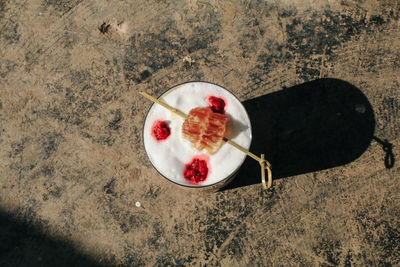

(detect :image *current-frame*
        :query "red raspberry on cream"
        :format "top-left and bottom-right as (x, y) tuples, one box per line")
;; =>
(184, 157), (209, 183)
(208, 96), (226, 114)
(151, 120), (171, 141)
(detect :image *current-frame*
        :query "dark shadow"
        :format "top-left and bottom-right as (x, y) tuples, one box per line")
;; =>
(0, 209), (109, 267)
(222, 78), (376, 190)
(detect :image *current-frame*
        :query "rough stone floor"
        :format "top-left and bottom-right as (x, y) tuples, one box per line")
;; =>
(0, 0), (399, 266)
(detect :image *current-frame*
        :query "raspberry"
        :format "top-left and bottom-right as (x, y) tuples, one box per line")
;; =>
(208, 96), (226, 114)
(184, 158), (209, 183)
(151, 120), (171, 141)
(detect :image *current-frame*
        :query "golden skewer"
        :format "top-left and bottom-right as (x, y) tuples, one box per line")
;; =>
(140, 92), (187, 119)
(140, 91), (272, 189)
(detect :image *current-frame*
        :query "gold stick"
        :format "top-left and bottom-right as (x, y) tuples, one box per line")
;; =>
(140, 92), (187, 119)
(141, 91), (270, 165)
(222, 138), (271, 168)
(140, 91), (272, 188)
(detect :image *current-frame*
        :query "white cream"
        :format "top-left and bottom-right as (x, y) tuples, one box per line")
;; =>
(143, 82), (252, 187)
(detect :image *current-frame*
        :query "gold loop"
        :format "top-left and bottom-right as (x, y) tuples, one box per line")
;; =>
(259, 155), (272, 190)
(260, 154), (267, 189)
(266, 165), (272, 189)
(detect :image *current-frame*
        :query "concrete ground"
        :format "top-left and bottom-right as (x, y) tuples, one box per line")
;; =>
(0, 0), (399, 266)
